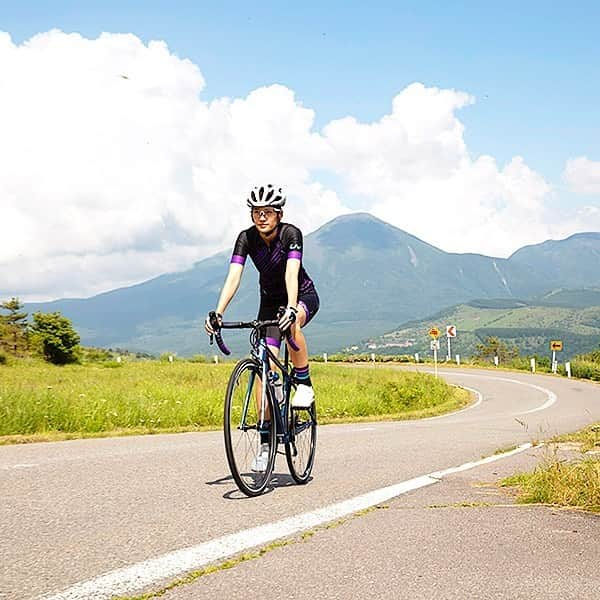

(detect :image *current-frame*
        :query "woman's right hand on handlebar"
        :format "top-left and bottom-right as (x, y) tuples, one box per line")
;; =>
(204, 311), (223, 336)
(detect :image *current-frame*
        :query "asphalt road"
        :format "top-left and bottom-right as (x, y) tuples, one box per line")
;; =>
(1, 367), (599, 599)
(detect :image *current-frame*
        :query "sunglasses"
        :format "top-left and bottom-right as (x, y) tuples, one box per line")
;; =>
(251, 208), (280, 219)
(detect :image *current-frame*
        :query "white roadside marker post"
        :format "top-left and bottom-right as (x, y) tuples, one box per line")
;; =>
(566, 361), (571, 378)
(455, 354), (460, 366)
(414, 352), (419, 363)
(323, 352), (328, 364)
(530, 357), (536, 373)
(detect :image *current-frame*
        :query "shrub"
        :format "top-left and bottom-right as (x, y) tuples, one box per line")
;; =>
(570, 359), (600, 382)
(30, 312), (80, 365)
(79, 346), (113, 363)
(188, 354), (208, 363)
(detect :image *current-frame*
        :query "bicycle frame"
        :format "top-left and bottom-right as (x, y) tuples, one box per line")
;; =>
(252, 334), (295, 445)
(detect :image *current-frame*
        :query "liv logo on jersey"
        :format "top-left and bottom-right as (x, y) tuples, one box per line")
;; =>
(289, 243), (302, 250)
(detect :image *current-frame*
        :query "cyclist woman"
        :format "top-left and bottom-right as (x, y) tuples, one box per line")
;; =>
(205, 185), (320, 412)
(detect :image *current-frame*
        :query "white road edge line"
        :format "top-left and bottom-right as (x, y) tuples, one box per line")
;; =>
(514, 384), (558, 415)
(421, 385), (483, 421)
(42, 443), (534, 600)
(420, 370), (558, 415)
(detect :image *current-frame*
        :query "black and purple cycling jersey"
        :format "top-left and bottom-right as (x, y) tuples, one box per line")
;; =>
(231, 223), (319, 345)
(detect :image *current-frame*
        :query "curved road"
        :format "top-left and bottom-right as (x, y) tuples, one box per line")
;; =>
(1, 367), (599, 599)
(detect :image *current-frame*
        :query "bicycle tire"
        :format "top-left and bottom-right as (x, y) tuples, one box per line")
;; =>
(224, 358), (276, 497)
(285, 403), (317, 484)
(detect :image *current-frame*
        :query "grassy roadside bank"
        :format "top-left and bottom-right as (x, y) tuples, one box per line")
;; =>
(0, 361), (470, 444)
(501, 423), (600, 513)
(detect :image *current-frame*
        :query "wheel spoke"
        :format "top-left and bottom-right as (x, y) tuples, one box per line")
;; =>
(286, 406), (316, 484)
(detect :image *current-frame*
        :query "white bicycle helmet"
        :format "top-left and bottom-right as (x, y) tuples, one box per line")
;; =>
(246, 185), (286, 209)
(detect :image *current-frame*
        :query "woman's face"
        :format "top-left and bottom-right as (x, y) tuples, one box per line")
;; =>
(251, 208), (282, 234)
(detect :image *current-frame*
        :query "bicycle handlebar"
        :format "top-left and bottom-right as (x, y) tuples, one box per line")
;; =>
(208, 312), (300, 355)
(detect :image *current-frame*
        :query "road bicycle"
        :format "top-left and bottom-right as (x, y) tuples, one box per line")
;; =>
(209, 311), (317, 497)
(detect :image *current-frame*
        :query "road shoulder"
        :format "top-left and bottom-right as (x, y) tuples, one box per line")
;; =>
(158, 445), (599, 600)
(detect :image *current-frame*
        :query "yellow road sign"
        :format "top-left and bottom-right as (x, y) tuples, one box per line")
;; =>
(550, 340), (563, 351)
(429, 327), (440, 339)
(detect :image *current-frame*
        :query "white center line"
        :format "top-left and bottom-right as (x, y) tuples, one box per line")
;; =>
(43, 443), (533, 600)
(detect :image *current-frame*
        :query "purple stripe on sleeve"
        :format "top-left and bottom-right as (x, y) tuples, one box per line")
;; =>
(266, 336), (281, 349)
(287, 250), (302, 260)
(230, 254), (246, 265)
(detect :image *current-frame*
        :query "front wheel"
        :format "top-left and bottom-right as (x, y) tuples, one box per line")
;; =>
(224, 359), (276, 497)
(285, 403), (317, 484)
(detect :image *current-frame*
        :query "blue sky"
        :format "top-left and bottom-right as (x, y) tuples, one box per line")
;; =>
(2, 1), (599, 299)
(5, 0), (599, 182)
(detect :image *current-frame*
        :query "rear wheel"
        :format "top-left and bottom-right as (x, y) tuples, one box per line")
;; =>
(224, 359), (276, 496)
(285, 403), (317, 484)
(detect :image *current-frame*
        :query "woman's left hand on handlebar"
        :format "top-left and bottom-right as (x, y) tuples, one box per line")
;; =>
(204, 311), (222, 336)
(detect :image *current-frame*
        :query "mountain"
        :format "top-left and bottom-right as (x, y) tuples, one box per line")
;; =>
(23, 213), (600, 355)
(509, 233), (600, 289)
(361, 294), (600, 360)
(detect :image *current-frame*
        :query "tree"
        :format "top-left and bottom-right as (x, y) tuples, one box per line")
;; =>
(0, 297), (28, 356)
(474, 336), (519, 363)
(30, 312), (80, 364)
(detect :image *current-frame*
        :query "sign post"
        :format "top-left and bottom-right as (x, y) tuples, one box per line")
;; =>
(550, 340), (563, 374)
(430, 340), (440, 378)
(429, 327), (440, 378)
(446, 325), (457, 360)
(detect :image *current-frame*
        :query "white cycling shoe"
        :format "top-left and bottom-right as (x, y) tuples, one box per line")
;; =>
(251, 443), (270, 473)
(291, 384), (315, 408)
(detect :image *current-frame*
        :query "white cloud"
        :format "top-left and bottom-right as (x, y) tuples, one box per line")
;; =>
(0, 30), (347, 300)
(321, 84), (599, 257)
(0, 30), (598, 301)
(563, 157), (600, 194)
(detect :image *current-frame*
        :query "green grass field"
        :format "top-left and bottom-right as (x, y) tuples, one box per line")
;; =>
(0, 360), (469, 444)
